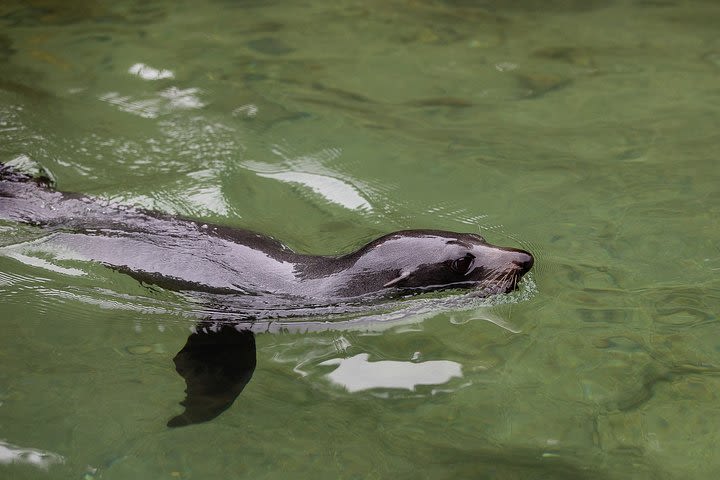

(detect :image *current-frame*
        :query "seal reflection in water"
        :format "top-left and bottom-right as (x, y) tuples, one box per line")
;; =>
(0, 164), (534, 426)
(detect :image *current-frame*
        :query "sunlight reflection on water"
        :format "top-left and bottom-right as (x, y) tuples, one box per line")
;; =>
(0, 440), (64, 471)
(319, 353), (463, 393)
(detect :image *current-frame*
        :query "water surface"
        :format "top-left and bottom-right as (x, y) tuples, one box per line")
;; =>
(1, 0), (720, 478)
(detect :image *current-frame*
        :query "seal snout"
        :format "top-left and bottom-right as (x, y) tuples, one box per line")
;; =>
(510, 249), (534, 274)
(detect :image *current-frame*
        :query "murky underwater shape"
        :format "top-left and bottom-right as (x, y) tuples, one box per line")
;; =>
(1, 0), (720, 478)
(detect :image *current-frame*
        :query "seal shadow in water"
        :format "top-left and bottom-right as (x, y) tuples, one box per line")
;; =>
(168, 321), (257, 428)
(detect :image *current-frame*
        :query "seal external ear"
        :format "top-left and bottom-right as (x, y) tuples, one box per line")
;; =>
(383, 269), (412, 288)
(167, 322), (257, 428)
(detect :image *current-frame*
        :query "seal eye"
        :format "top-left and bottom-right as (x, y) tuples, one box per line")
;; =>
(451, 253), (475, 273)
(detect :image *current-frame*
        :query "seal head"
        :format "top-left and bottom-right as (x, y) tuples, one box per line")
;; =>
(314, 230), (533, 298)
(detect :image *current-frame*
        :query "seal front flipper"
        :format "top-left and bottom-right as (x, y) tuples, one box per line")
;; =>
(167, 322), (256, 428)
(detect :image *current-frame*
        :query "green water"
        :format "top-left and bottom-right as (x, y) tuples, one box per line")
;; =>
(1, 0), (719, 478)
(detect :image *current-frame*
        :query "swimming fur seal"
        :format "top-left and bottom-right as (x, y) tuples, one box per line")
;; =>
(0, 164), (533, 302)
(0, 163), (534, 426)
